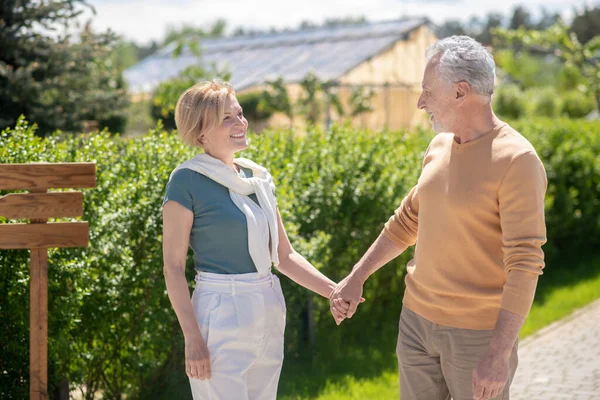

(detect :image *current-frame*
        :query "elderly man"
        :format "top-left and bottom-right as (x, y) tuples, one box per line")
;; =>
(330, 36), (547, 400)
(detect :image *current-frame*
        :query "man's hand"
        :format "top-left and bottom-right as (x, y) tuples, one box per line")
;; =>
(472, 350), (510, 400)
(329, 273), (365, 324)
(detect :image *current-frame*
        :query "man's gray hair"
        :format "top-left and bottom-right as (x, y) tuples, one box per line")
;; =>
(426, 35), (496, 96)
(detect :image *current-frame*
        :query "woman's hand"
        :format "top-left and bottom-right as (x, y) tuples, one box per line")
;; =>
(185, 337), (211, 380)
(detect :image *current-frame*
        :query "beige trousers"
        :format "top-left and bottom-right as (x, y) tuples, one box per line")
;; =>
(396, 307), (518, 400)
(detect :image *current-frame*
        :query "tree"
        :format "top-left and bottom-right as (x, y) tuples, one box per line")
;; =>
(237, 91), (273, 122)
(297, 72), (323, 124)
(509, 5), (532, 30)
(136, 40), (160, 60)
(476, 13), (504, 45)
(109, 40), (140, 72)
(299, 20), (319, 30)
(494, 50), (563, 89)
(109, 39), (159, 71)
(323, 16), (367, 27)
(436, 20), (468, 38)
(259, 77), (294, 127)
(0, 0), (130, 136)
(466, 16), (484, 38)
(493, 22), (600, 111)
(322, 81), (344, 129)
(536, 7), (561, 30)
(162, 19), (226, 46)
(570, 6), (600, 45)
(349, 86), (375, 117)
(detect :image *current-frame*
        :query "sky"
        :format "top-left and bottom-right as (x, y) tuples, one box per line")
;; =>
(80, 0), (598, 45)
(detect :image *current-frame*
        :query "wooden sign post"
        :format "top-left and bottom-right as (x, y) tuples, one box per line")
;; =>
(0, 163), (96, 400)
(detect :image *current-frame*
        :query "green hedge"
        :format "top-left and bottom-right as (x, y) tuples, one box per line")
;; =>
(1, 118), (599, 398)
(494, 84), (597, 119)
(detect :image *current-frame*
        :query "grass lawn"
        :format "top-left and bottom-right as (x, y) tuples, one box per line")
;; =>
(520, 253), (600, 338)
(277, 253), (600, 400)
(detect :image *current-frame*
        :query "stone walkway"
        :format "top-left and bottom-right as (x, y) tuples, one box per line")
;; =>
(511, 299), (600, 400)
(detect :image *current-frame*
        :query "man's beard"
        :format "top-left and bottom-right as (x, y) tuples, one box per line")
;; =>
(432, 118), (446, 133)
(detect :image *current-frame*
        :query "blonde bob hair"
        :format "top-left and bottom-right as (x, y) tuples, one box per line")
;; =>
(174, 79), (236, 146)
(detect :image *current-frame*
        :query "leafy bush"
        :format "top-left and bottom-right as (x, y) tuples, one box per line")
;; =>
(494, 50), (562, 89)
(1, 117), (599, 398)
(237, 91), (273, 122)
(511, 118), (600, 258)
(493, 84), (527, 118)
(527, 86), (562, 117)
(561, 90), (596, 118)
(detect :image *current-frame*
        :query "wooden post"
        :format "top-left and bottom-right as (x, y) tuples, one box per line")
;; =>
(0, 163), (96, 400)
(30, 188), (48, 400)
(30, 248), (48, 400)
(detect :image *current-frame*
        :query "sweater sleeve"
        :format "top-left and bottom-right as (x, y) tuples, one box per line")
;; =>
(381, 142), (435, 248)
(382, 185), (420, 248)
(498, 151), (548, 317)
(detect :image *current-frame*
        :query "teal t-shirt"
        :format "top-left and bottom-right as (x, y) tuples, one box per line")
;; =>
(162, 167), (261, 274)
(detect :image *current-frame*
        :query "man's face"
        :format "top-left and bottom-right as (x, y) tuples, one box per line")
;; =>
(417, 58), (456, 134)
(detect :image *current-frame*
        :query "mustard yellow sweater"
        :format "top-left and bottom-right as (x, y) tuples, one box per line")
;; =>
(383, 123), (547, 330)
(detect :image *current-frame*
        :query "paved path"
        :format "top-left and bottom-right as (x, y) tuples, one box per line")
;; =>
(511, 299), (600, 400)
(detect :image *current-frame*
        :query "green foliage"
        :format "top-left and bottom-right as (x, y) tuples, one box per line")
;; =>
(495, 83), (595, 120)
(260, 75), (371, 128)
(163, 20), (227, 47)
(527, 86), (562, 117)
(109, 40), (143, 71)
(494, 50), (563, 89)
(260, 77), (295, 126)
(1, 117), (599, 398)
(570, 6), (600, 45)
(511, 119), (600, 258)
(493, 22), (600, 111)
(125, 99), (156, 138)
(493, 84), (527, 118)
(556, 64), (589, 92)
(237, 91), (273, 122)
(509, 5), (532, 30)
(322, 84), (345, 128)
(0, 1), (130, 136)
(296, 74), (374, 127)
(561, 90), (596, 118)
(297, 72), (324, 124)
(150, 65), (231, 130)
(1, 118), (196, 399)
(349, 86), (375, 117)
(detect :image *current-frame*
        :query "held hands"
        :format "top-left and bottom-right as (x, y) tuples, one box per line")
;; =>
(185, 335), (211, 381)
(329, 272), (366, 325)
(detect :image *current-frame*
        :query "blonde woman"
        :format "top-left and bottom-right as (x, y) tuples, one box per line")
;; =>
(162, 80), (345, 400)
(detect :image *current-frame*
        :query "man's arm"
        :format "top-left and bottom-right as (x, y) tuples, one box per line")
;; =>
(330, 185), (420, 322)
(330, 233), (408, 321)
(472, 309), (524, 400)
(473, 151), (548, 400)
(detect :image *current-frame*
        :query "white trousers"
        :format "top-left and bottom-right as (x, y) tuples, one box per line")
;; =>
(189, 271), (286, 400)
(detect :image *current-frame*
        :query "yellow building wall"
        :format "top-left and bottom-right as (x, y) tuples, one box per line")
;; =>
(334, 86), (426, 131)
(337, 25), (437, 130)
(239, 25), (438, 132)
(339, 25), (437, 87)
